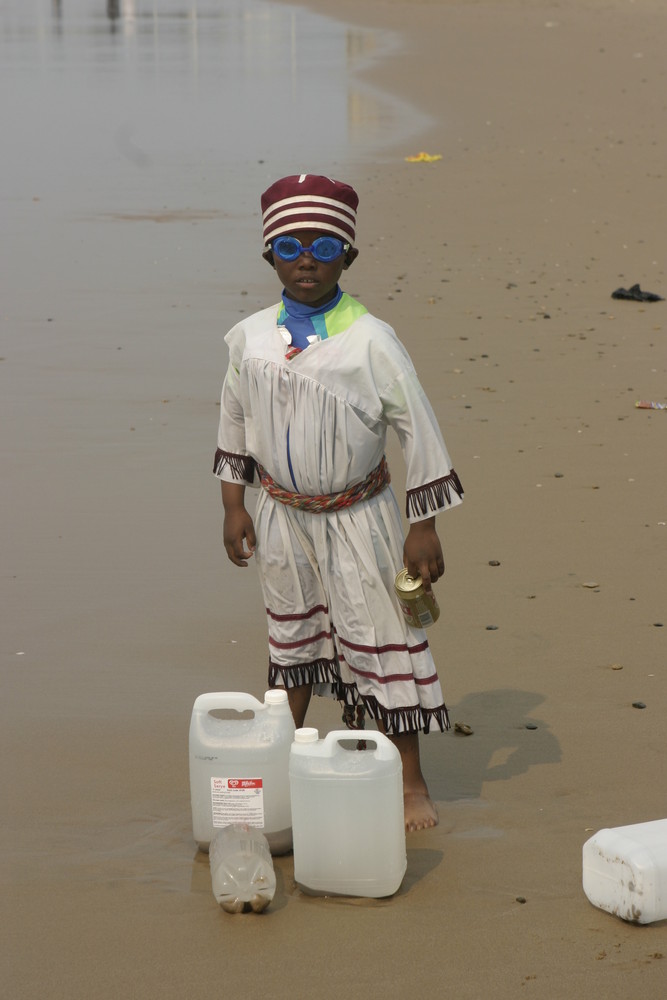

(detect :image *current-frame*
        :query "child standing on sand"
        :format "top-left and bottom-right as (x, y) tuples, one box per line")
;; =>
(214, 174), (463, 831)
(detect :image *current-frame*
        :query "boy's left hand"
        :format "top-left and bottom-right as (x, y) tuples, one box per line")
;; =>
(403, 517), (445, 592)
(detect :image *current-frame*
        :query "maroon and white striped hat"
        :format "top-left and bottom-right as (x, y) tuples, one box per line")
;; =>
(261, 174), (358, 246)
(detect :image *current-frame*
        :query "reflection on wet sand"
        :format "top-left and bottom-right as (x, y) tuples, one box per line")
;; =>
(39, 0), (424, 151)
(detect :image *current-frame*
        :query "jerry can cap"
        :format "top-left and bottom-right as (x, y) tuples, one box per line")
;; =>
(264, 689), (288, 705)
(294, 727), (319, 743)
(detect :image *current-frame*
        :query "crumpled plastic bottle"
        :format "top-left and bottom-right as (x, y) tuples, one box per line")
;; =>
(209, 823), (276, 914)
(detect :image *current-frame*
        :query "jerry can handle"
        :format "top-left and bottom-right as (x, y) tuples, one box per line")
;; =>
(191, 692), (264, 716)
(321, 729), (399, 762)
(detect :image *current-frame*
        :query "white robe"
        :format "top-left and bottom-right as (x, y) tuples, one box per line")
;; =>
(215, 301), (463, 734)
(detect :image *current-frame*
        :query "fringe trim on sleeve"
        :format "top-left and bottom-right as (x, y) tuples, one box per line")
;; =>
(406, 469), (464, 519)
(213, 448), (257, 482)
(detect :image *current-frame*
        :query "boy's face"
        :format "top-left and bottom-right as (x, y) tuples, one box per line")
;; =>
(262, 229), (358, 308)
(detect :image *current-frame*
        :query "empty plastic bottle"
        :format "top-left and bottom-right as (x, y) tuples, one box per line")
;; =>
(209, 823), (276, 914)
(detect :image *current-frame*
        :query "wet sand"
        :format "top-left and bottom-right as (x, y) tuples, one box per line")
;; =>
(3, 1), (667, 997)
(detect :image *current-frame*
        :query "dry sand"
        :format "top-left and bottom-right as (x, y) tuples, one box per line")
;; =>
(3, 1), (667, 997)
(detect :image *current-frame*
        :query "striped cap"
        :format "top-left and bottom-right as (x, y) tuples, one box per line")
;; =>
(261, 174), (358, 245)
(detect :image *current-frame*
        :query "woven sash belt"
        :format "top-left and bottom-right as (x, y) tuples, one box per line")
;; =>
(258, 456), (390, 512)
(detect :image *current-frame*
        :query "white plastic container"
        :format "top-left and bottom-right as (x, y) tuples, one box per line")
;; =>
(582, 819), (667, 924)
(289, 728), (406, 898)
(189, 690), (295, 855)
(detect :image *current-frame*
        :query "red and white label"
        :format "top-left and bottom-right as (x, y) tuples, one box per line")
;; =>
(210, 777), (265, 828)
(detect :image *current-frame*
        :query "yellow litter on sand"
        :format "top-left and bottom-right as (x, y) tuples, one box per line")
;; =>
(405, 151), (442, 163)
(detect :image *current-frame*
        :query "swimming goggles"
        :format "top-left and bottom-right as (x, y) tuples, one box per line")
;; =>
(270, 235), (350, 263)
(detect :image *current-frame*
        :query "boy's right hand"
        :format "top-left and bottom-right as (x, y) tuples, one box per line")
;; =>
(223, 508), (256, 566)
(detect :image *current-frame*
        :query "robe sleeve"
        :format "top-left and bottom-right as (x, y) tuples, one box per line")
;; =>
(212, 328), (258, 486)
(376, 338), (463, 523)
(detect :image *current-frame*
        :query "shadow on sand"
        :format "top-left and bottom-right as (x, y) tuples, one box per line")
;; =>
(424, 688), (562, 803)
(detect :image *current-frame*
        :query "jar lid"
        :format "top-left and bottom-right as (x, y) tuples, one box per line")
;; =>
(294, 727), (319, 743)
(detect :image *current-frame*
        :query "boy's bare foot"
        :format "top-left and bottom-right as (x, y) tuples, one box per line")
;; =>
(403, 789), (439, 832)
(380, 727), (439, 833)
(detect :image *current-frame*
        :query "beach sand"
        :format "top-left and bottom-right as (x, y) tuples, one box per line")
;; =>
(3, 1), (667, 997)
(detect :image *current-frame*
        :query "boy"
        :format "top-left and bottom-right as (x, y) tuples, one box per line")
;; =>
(214, 174), (463, 831)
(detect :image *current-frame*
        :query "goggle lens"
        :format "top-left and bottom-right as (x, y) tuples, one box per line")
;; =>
(271, 235), (349, 263)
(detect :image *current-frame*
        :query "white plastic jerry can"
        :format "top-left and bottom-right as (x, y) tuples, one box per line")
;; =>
(189, 690), (295, 855)
(289, 728), (406, 898)
(582, 818), (667, 924)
